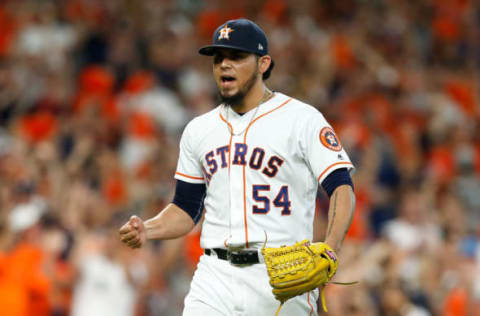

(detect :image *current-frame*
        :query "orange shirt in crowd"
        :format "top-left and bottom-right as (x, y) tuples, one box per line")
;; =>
(0, 6), (16, 58)
(444, 287), (468, 316)
(331, 34), (356, 71)
(19, 111), (59, 144)
(444, 79), (476, 116)
(50, 260), (75, 316)
(184, 231), (203, 271)
(0, 243), (51, 316)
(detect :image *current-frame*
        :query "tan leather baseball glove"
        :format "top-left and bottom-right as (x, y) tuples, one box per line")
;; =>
(261, 239), (339, 314)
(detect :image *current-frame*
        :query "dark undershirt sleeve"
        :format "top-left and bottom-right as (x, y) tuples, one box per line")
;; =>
(321, 168), (354, 197)
(172, 180), (207, 224)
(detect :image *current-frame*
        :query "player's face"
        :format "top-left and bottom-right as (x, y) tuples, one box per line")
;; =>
(213, 48), (260, 105)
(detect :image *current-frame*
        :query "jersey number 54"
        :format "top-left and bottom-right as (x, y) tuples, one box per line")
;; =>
(252, 185), (291, 215)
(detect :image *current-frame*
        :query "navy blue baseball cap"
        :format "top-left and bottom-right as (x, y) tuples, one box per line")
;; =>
(199, 18), (269, 56)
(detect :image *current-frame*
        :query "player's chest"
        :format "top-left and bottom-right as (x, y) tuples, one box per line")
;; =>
(196, 120), (296, 183)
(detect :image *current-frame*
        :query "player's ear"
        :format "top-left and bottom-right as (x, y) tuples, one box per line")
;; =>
(258, 55), (271, 75)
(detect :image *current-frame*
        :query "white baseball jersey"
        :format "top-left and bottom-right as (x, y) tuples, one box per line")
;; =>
(175, 92), (354, 249)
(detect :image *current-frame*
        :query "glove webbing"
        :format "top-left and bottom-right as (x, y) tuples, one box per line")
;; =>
(273, 280), (359, 316)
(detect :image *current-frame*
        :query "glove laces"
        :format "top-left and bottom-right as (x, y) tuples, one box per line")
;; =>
(273, 280), (358, 316)
(272, 245), (308, 274)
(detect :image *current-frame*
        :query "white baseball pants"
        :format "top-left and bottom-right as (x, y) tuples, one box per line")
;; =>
(183, 253), (318, 316)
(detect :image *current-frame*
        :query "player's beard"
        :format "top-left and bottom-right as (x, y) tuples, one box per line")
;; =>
(218, 65), (259, 108)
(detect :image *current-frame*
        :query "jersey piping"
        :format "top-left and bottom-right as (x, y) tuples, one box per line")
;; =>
(317, 161), (353, 182)
(217, 97), (293, 248)
(241, 97), (292, 247)
(307, 292), (314, 316)
(175, 172), (204, 181)
(218, 113), (234, 175)
(244, 98), (293, 137)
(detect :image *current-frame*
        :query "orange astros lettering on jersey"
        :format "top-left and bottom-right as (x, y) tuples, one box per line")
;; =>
(216, 145), (229, 168)
(262, 156), (284, 177)
(233, 143), (248, 165)
(319, 127), (342, 152)
(205, 150), (218, 175)
(202, 143), (284, 180)
(249, 147), (265, 169)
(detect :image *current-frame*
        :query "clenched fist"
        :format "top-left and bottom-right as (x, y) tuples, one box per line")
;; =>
(119, 215), (146, 248)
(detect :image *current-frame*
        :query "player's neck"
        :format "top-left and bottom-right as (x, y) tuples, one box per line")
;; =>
(231, 82), (271, 114)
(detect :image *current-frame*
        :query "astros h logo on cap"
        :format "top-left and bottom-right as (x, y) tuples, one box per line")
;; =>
(218, 25), (234, 40)
(199, 18), (269, 57)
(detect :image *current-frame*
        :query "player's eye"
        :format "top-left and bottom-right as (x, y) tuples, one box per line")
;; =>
(230, 53), (244, 60)
(213, 55), (222, 64)
(213, 52), (247, 64)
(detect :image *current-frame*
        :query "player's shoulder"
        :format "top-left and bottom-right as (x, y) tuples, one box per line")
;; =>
(279, 93), (326, 119)
(183, 106), (222, 133)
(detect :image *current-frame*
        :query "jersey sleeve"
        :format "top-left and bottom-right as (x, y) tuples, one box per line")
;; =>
(299, 110), (354, 183)
(174, 121), (205, 184)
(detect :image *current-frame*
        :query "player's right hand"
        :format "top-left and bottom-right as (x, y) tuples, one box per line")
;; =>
(119, 215), (146, 249)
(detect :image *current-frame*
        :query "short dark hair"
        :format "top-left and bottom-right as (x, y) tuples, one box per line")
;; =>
(256, 55), (274, 80)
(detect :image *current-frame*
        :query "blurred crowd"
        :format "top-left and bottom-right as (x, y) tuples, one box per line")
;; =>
(0, 0), (479, 315)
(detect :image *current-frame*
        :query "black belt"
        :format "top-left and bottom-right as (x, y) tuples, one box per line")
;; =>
(205, 248), (260, 264)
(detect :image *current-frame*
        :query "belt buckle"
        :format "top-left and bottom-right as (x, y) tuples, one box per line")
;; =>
(226, 246), (244, 264)
(226, 250), (239, 262)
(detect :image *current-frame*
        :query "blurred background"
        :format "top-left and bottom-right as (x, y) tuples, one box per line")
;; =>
(0, 0), (479, 315)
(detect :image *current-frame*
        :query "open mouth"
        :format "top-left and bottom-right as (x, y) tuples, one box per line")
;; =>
(221, 75), (236, 83)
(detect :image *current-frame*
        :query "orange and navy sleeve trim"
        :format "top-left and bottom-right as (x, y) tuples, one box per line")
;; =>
(175, 172), (203, 180)
(172, 180), (206, 224)
(175, 172), (205, 183)
(317, 161), (353, 183)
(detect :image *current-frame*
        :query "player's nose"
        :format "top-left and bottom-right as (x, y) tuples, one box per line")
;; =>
(219, 57), (234, 69)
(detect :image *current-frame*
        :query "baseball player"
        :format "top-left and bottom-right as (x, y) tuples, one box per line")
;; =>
(119, 18), (355, 315)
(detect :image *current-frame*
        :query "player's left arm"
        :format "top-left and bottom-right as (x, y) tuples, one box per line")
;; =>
(324, 184), (355, 253)
(297, 109), (356, 252)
